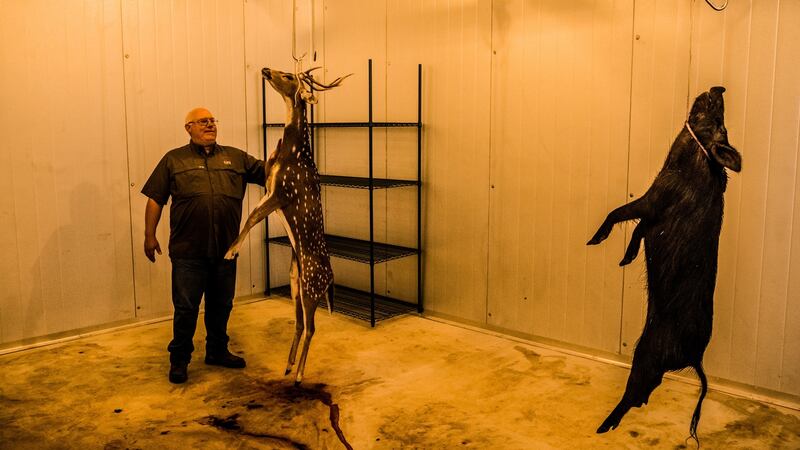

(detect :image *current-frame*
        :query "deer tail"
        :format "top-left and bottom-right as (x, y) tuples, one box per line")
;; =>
(326, 283), (335, 316)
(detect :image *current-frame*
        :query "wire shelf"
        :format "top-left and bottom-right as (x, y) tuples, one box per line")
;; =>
(320, 175), (418, 189)
(271, 284), (417, 323)
(268, 234), (418, 264)
(265, 122), (418, 128)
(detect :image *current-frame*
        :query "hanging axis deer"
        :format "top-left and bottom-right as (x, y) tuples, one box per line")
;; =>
(225, 66), (350, 385)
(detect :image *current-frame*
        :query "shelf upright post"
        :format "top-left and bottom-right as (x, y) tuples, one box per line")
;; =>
(417, 64), (423, 313)
(368, 59), (376, 327)
(262, 76), (271, 296)
(309, 83), (315, 160)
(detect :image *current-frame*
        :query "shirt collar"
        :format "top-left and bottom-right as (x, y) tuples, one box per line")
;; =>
(189, 140), (219, 156)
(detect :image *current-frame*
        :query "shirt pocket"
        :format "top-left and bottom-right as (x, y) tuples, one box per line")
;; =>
(172, 167), (211, 198)
(210, 167), (246, 200)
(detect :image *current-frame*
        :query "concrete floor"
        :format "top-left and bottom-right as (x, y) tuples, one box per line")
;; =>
(1, 298), (799, 449)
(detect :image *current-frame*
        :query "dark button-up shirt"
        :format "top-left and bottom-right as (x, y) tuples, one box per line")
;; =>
(142, 141), (266, 258)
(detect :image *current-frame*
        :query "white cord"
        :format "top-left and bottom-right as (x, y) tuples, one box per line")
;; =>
(685, 122), (710, 159)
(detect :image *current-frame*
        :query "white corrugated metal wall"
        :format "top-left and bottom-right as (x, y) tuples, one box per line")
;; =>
(0, 0), (797, 400)
(122, 0), (261, 318)
(0, 0), (135, 343)
(623, 0), (800, 398)
(487, 0), (633, 353)
(691, 0), (800, 397)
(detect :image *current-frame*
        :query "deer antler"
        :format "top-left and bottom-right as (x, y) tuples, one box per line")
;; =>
(301, 72), (353, 91)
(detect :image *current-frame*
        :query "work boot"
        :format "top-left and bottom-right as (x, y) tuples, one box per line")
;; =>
(204, 350), (246, 369)
(169, 362), (188, 384)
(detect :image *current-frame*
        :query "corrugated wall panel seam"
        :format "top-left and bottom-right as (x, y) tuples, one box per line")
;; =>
(618, 0), (639, 354)
(783, 101), (800, 394)
(240, 0), (253, 288)
(45, 9), (61, 333)
(751, 4), (781, 385)
(778, 110), (800, 386)
(724, 2), (752, 375)
(120, 0), (139, 316)
(582, 1), (596, 344)
(153, 1), (163, 161)
(706, 0), (737, 380)
(670, 2), (682, 124)
(514, 0), (525, 328)
(730, 0), (772, 384)
(485, 0), (494, 324)
(720, 2), (728, 88)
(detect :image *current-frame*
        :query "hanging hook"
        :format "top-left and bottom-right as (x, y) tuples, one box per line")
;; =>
(704, 0), (728, 11)
(291, 0), (307, 91)
(292, 0), (308, 68)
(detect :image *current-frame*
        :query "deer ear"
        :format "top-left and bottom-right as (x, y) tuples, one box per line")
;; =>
(710, 143), (742, 172)
(300, 90), (318, 104)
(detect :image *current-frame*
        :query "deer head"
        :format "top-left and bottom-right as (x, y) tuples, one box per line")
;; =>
(261, 67), (351, 106)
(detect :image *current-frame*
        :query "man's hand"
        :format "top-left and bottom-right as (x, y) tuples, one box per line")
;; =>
(144, 235), (162, 262)
(144, 197), (164, 262)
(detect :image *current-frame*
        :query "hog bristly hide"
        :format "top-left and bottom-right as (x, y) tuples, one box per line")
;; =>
(587, 86), (741, 444)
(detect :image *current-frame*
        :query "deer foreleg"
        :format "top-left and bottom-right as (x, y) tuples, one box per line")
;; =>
(224, 193), (283, 259)
(285, 253), (303, 375)
(294, 294), (320, 386)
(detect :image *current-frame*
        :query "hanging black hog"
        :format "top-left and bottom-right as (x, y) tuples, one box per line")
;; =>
(587, 86), (741, 443)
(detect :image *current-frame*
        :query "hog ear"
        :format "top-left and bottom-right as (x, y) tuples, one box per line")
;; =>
(710, 86), (726, 96)
(710, 143), (742, 172)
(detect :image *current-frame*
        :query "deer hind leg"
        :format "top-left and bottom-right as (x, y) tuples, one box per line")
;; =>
(225, 193), (283, 259)
(294, 292), (321, 386)
(285, 253), (303, 375)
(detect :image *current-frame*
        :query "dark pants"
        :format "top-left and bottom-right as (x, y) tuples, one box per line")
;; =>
(168, 258), (237, 364)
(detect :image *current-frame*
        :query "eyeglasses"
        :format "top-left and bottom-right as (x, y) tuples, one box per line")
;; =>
(187, 118), (218, 127)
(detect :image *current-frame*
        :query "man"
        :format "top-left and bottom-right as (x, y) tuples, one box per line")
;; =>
(142, 107), (266, 384)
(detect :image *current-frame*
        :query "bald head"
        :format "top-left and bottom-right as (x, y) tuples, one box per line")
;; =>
(185, 108), (212, 124)
(184, 107), (217, 148)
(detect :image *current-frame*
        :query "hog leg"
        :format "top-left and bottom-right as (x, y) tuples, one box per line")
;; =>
(225, 193), (284, 259)
(285, 253), (303, 375)
(620, 220), (647, 266)
(597, 333), (665, 433)
(294, 293), (320, 386)
(588, 198), (650, 245)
